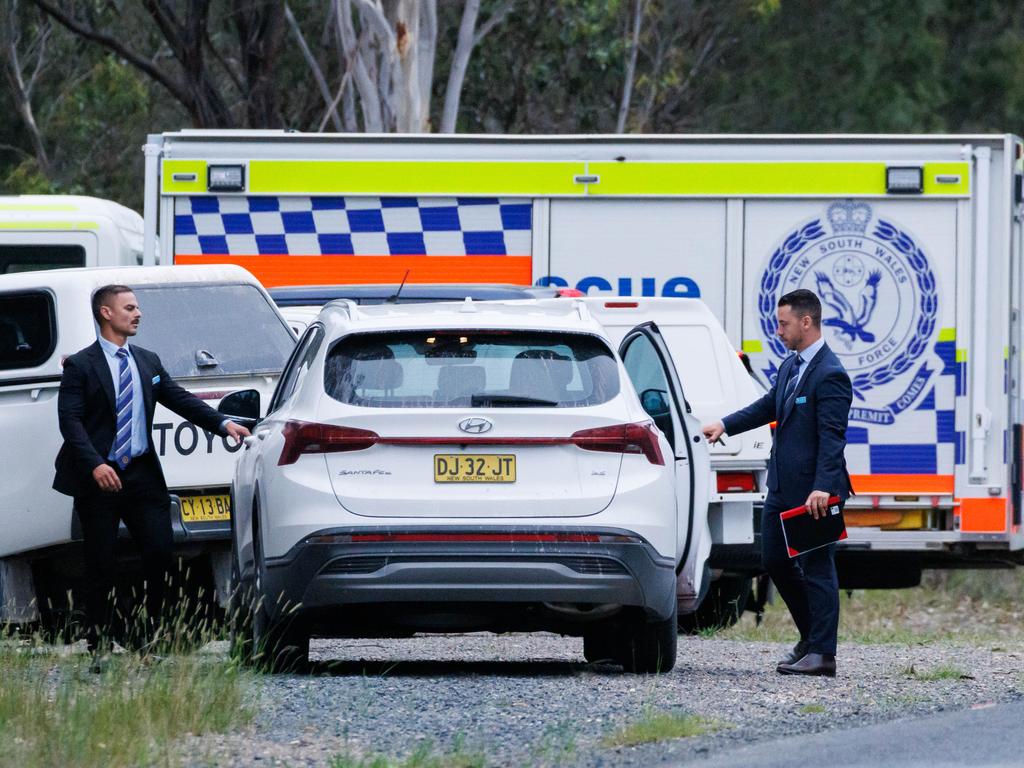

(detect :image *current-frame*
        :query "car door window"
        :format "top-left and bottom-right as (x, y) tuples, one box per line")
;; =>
(269, 325), (324, 413)
(621, 332), (677, 449)
(0, 291), (56, 370)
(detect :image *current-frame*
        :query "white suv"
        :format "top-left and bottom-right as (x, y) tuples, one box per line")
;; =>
(222, 298), (710, 673)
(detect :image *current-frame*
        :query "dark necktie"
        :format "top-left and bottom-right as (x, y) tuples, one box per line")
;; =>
(782, 354), (804, 407)
(113, 348), (133, 468)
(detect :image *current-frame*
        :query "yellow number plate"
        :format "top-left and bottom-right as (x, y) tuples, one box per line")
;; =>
(180, 494), (231, 522)
(434, 454), (516, 483)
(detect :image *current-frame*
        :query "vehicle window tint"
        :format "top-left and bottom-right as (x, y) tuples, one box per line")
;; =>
(325, 330), (619, 408)
(270, 325), (324, 412)
(0, 291), (56, 370)
(0, 245), (85, 274)
(132, 284), (295, 378)
(621, 333), (676, 447)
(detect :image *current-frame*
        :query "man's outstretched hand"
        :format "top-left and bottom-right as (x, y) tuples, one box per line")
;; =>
(224, 421), (252, 445)
(702, 421), (725, 444)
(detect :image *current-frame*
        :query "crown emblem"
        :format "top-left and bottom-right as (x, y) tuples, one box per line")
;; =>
(827, 200), (871, 234)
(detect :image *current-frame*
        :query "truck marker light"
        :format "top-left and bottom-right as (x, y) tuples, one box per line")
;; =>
(885, 166), (923, 194)
(207, 164), (245, 192)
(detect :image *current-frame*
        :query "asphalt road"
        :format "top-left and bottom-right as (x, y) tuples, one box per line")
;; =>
(689, 701), (1024, 768)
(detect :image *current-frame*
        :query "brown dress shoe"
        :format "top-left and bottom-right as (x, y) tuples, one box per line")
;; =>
(777, 639), (809, 668)
(777, 652), (836, 677)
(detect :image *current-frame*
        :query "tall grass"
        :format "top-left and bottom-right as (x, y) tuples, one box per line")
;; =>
(0, 634), (255, 768)
(719, 568), (1024, 646)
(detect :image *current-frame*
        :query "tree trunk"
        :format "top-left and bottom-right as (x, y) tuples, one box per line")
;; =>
(616, 0), (644, 134)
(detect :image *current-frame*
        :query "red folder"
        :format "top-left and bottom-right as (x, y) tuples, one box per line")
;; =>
(780, 496), (847, 558)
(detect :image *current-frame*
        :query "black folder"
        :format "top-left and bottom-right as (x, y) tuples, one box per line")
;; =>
(780, 496), (846, 557)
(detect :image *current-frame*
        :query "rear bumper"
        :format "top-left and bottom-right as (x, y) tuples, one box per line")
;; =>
(261, 526), (677, 625)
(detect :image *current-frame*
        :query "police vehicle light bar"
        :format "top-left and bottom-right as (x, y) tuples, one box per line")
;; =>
(885, 166), (923, 194)
(207, 164), (245, 192)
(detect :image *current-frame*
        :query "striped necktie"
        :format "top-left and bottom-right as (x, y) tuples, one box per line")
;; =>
(783, 354), (804, 407)
(113, 348), (133, 468)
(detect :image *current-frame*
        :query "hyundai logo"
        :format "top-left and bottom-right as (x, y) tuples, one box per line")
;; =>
(458, 417), (493, 434)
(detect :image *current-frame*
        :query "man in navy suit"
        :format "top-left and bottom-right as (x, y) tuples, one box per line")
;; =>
(703, 289), (852, 676)
(54, 284), (250, 658)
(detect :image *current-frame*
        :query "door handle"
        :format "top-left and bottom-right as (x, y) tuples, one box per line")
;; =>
(242, 436), (259, 448)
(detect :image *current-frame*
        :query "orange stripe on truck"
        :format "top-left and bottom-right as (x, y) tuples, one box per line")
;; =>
(849, 474), (954, 495)
(957, 497), (1007, 533)
(175, 254), (533, 288)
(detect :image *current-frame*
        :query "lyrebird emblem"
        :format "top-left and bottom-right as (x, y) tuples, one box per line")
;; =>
(814, 270), (881, 348)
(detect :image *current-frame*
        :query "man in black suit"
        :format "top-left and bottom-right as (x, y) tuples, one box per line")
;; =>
(54, 284), (250, 656)
(703, 289), (852, 676)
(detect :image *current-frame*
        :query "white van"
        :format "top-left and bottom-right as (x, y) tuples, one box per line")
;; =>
(0, 195), (143, 273)
(0, 265), (295, 627)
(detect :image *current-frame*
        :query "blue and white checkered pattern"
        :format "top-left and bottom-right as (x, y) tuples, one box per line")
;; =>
(842, 337), (959, 476)
(174, 196), (533, 257)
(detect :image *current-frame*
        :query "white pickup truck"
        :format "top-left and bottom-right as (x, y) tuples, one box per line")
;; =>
(0, 264), (295, 631)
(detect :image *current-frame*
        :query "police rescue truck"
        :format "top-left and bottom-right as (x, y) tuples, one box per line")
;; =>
(140, 131), (1024, 594)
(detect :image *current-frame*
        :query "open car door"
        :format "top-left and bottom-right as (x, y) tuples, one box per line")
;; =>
(619, 322), (713, 613)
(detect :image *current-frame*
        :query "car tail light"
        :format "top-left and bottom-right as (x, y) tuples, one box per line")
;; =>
(716, 471), (757, 493)
(604, 301), (639, 308)
(556, 288), (584, 297)
(570, 422), (665, 465)
(279, 421), (379, 465)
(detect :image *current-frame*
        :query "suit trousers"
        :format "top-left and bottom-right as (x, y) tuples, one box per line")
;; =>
(74, 452), (173, 650)
(761, 493), (840, 655)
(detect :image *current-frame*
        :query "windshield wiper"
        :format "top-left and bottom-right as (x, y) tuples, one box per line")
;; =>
(470, 394), (559, 407)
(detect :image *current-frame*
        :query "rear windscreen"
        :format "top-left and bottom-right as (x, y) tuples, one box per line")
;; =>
(325, 330), (619, 408)
(131, 283), (295, 378)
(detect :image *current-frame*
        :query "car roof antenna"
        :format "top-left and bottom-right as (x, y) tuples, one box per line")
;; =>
(386, 269), (411, 304)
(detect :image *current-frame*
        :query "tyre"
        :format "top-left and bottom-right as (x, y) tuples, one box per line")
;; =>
(227, 532), (256, 666)
(251, 600), (309, 674)
(583, 629), (619, 663)
(617, 602), (678, 674)
(677, 576), (752, 634)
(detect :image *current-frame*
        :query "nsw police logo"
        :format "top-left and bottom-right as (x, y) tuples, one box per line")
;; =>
(757, 201), (939, 423)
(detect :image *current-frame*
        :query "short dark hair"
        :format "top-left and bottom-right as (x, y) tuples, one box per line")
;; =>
(92, 284), (134, 324)
(778, 288), (822, 327)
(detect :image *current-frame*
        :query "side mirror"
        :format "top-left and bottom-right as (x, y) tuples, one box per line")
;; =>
(218, 389), (261, 429)
(640, 388), (670, 419)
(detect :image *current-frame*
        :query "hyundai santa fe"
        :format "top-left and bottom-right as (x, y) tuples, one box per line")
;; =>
(220, 298), (710, 673)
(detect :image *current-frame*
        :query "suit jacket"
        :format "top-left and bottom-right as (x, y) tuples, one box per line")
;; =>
(53, 341), (226, 497)
(722, 342), (853, 508)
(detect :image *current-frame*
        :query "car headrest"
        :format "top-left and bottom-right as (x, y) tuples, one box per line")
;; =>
(352, 358), (403, 392)
(509, 349), (573, 398)
(435, 364), (486, 401)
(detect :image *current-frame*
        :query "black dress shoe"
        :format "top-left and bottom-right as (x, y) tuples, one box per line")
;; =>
(777, 652), (836, 677)
(777, 640), (809, 668)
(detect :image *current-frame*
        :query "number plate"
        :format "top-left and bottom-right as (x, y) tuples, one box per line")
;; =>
(434, 454), (516, 483)
(179, 494), (231, 522)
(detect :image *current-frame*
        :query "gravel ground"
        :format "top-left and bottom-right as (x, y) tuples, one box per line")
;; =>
(179, 632), (1024, 767)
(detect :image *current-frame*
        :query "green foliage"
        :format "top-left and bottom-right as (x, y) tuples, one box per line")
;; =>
(329, 736), (486, 768)
(902, 662), (972, 681)
(602, 708), (724, 748)
(2, 158), (57, 195)
(0, 640), (255, 768)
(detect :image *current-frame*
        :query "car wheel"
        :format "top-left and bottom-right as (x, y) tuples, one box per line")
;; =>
(245, 503), (308, 674)
(250, 599), (309, 674)
(228, 528), (256, 666)
(583, 629), (619, 664)
(617, 602), (678, 674)
(677, 576), (752, 635)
